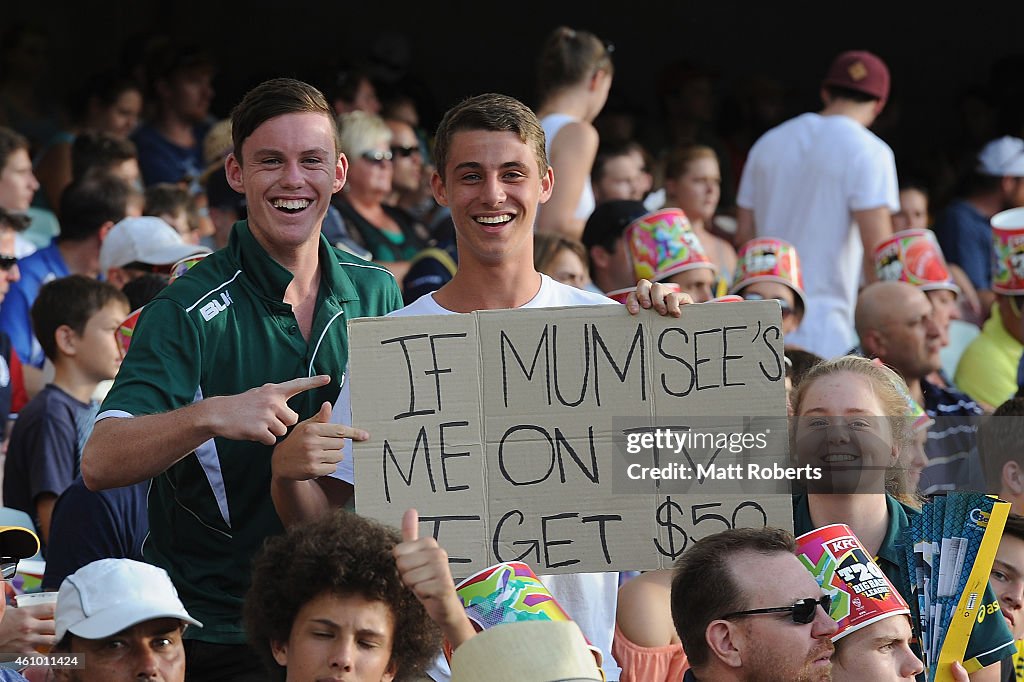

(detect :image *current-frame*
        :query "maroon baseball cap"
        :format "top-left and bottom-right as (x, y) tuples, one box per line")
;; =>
(822, 50), (890, 104)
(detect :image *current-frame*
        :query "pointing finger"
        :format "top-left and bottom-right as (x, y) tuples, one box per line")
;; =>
(276, 375), (332, 399)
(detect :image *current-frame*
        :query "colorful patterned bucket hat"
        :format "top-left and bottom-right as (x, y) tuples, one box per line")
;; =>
(626, 208), (715, 283)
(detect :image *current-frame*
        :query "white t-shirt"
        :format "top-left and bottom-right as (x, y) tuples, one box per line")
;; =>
(736, 112), (899, 358)
(541, 113), (597, 222)
(333, 274), (621, 681)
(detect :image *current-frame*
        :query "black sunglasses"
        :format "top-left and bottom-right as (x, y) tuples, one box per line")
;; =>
(0, 255), (17, 271)
(742, 292), (793, 317)
(722, 595), (832, 625)
(1, 557), (19, 581)
(361, 149), (393, 163)
(390, 145), (420, 158)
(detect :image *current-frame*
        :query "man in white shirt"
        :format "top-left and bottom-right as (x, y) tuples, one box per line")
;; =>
(319, 92), (688, 681)
(735, 50), (898, 359)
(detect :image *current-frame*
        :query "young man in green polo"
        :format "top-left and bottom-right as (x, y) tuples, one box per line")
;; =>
(81, 78), (402, 682)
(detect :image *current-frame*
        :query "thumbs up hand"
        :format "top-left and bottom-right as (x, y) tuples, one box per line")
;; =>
(270, 401), (369, 481)
(393, 509), (477, 651)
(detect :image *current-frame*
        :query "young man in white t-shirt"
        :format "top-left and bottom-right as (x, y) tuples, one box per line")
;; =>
(320, 92), (689, 681)
(735, 50), (899, 359)
(404, 91), (694, 682)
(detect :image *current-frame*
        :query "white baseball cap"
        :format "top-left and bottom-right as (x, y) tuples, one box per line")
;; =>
(977, 136), (1024, 177)
(55, 559), (202, 641)
(99, 216), (211, 274)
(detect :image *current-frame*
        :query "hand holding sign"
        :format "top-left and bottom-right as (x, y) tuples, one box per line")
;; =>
(625, 278), (692, 317)
(271, 401), (368, 481)
(208, 375), (332, 446)
(393, 508), (476, 651)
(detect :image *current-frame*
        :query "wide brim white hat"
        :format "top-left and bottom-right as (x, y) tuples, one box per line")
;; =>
(450, 621), (603, 682)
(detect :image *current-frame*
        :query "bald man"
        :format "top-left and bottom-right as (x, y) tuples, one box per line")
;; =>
(856, 280), (986, 492)
(856, 281), (941, 406)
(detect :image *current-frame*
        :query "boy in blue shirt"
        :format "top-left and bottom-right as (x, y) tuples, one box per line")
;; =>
(2, 275), (128, 545)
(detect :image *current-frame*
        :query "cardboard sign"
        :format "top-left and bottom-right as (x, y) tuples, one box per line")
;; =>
(349, 301), (794, 577)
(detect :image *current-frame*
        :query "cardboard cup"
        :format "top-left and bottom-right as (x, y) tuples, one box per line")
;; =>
(14, 592), (58, 653)
(14, 591), (58, 609)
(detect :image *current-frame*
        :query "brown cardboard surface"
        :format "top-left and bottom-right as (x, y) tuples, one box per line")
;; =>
(349, 301), (793, 578)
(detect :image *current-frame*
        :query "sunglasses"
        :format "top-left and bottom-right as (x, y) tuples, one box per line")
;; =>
(361, 149), (393, 163)
(390, 145), (420, 158)
(0, 255), (17, 271)
(1, 556), (19, 581)
(722, 595), (832, 625)
(742, 292), (794, 317)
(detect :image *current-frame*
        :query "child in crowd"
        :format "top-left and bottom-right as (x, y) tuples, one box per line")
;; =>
(1, 275), (129, 545)
(144, 182), (200, 244)
(244, 509), (472, 682)
(989, 513), (1024, 680)
(730, 237), (807, 339)
(979, 396), (1024, 515)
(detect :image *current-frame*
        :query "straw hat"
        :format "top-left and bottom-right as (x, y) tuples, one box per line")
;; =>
(450, 621), (604, 682)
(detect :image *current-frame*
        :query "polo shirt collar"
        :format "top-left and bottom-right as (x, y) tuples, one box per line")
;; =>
(793, 493), (905, 565)
(229, 220), (362, 304)
(876, 494), (908, 567)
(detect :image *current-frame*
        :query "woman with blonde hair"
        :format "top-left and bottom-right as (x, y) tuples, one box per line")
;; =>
(534, 26), (614, 240)
(792, 355), (1014, 677)
(334, 110), (428, 280)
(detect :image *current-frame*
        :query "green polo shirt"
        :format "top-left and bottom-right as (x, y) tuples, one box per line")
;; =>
(794, 494), (1015, 673)
(97, 221), (402, 643)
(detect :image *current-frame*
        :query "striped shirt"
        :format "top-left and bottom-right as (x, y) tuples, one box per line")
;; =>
(919, 372), (986, 495)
